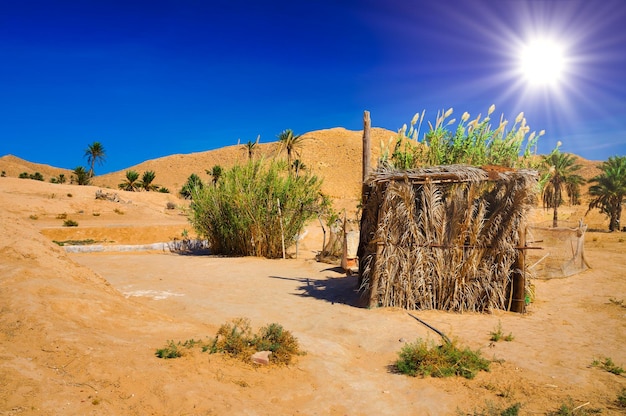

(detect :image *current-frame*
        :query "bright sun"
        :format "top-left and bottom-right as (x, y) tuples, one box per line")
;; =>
(519, 38), (566, 87)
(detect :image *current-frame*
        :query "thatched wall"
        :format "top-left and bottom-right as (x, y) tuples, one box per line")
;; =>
(358, 165), (538, 313)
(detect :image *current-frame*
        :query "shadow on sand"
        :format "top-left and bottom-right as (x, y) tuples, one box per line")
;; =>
(269, 273), (365, 308)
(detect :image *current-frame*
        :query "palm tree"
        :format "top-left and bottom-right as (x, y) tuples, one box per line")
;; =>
(277, 129), (305, 170)
(84, 142), (106, 177)
(540, 148), (584, 227)
(207, 165), (223, 186)
(243, 135), (260, 160)
(140, 170), (159, 191)
(292, 159), (306, 177)
(118, 170), (141, 191)
(587, 156), (626, 232)
(73, 166), (91, 185)
(180, 173), (204, 199)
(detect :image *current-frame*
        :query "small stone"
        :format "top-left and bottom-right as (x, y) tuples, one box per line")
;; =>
(399, 338), (406, 343)
(251, 351), (272, 365)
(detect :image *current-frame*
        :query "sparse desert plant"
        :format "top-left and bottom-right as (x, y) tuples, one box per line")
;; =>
(609, 298), (625, 308)
(53, 239), (97, 246)
(189, 158), (322, 258)
(63, 219), (78, 227)
(547, 397), (599, 415)
(1, 170), (5, 177)
(617, 388), (626, 408)
(591, 356), (624, 375)
(158, 187), (170, 193)
(30, 172), (44, 181)
(19, 172), (29, 179)
(395, 338), (490, 379)
(252, 322), (302, 364)
(114, 208), (124, 215)
(56, 213), (68, 219)
(67, 193), (73, 197)
(166, 201), (177, 210)
(158, 318), (304, 365)
(210, 317), (254, 358)
(92, 212), (101, 216)
(490, 321), (514, 342)
(155, 340), (183, 359)
(462, 401), (521, 416)
(29, 214), (38, 220)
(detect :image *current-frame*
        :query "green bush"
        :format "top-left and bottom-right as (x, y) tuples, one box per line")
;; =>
(63, 219), (78, 227)
(155, 340), (183, 359)
(591, 356), (624, 375)
(156, 318), (303, 365)
(396, 338), (490, 379)
(189, 158), (322, 258)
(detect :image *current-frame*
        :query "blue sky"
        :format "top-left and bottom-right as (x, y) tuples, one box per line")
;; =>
(1, 0), (625, 174)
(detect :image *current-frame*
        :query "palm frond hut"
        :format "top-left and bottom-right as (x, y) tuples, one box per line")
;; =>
(358, 164), (538, 313)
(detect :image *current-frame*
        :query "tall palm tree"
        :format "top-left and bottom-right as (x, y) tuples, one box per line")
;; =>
(140, 170), (159, 191)
(243, 135), (260, 160)
(73, 166), (91, 185)
(84, 142), (106, 177)
(540, 149), (584, 227)
(587, 156), (626, 232)
(118, 170), (141, 191)
(277, 129), (305, 170)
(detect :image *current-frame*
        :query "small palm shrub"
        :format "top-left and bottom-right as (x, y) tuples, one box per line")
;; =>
(180, 173), (204, 199)
(396, 338), (490, 379)
(118, 170), (141, 191)
(189, 158), (322, 258)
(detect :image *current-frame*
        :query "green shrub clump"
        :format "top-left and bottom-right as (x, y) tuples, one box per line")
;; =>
(396, 338), (490, 379)
(189, 159), (322, 258)
(209, 318), (302, 365)
(155, 318), (303, 365)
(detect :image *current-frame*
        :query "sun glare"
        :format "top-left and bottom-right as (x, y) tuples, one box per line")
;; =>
(519, 38), (566, 87)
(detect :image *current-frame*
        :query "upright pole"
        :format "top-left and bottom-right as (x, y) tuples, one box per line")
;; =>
(362, 110), (371, 205)
(510, 225), (526, 313)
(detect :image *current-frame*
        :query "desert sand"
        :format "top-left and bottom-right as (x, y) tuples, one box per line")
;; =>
(1, 128), (625, 415)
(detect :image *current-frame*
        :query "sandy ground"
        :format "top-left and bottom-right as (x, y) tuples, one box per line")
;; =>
(1, 153), (625, 415)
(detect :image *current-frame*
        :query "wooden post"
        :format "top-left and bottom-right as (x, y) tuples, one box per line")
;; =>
(362, 111), (371, 205)
(510, 225), (526, 313)
(368, 241), (383, 308)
